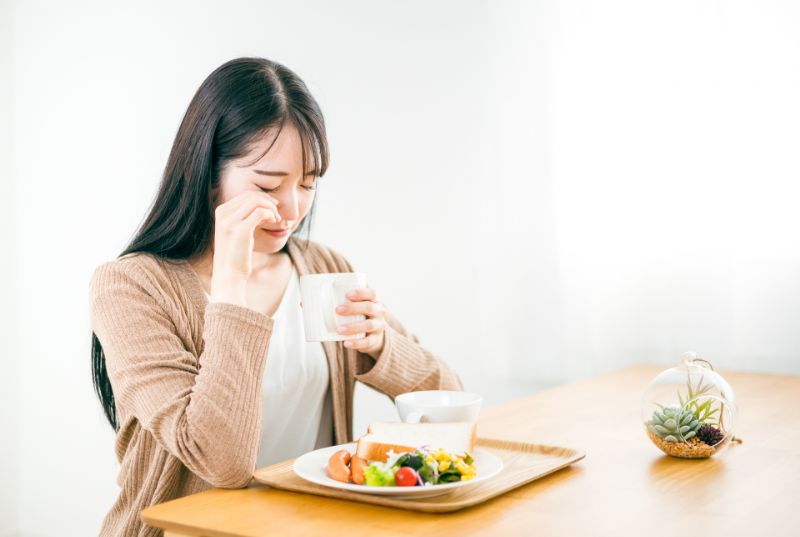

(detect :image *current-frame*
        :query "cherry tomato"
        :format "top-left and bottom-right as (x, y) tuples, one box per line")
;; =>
(394, 466), (419, 487)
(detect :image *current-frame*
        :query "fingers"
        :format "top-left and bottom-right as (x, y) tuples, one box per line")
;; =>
(343, 332), (382, 350)
(216, 190), (280, 218)
(345, 287), (377, 301)
(336, 318), (384, 336)
(334, 286), (387, 352)
(210, 190), (282, 284)
(215, 191), (281, 235)
(336, 289), (384, 341)
(242, 206), (281, 232)
(215, 191), (281, 225)
(231, 191), (281, 222)
(336, 300), (384, 317)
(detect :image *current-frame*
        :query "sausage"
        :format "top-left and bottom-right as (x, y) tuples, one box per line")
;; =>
(350, 455), (368, 485)
(326, 449), (352, 483)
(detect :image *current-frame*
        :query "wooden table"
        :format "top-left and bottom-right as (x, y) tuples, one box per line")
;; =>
(142, 364), (800, 536)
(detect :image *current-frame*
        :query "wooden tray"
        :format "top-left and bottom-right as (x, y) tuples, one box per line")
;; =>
(252, 437), (586, 513)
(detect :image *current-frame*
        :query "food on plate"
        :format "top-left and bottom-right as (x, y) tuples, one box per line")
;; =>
(326, 449), (352, 483)
(325, 421), (478, 487)
(394, 466), (419, 487)
(355, 421), (477, 461)
(363, 460), (397, 486)
(350, 455), (368, 485)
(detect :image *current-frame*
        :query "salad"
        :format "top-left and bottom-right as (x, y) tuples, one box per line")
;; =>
(326, 446), (477, 487)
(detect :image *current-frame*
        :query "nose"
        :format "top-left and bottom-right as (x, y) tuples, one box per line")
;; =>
(277, 188), (300, 223)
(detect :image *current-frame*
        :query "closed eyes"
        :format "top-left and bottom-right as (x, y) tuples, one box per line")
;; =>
(258, 183), (317, 193)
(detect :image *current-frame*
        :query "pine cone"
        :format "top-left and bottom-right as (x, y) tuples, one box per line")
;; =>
(697, 425), (724, 446)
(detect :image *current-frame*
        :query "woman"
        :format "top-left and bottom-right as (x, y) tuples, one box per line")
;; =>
(89, 57), (463, 536)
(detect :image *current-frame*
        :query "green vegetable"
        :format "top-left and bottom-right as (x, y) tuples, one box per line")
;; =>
(417, 461), (436, 484)
(364, 463), (396, 486)
(439, 473), (462, 483)
(366, 448), (473, 487)
(400, 454), (424, 471)
(438, 461), (462, 484)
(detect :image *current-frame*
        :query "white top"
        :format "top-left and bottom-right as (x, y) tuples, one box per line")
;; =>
(205, 265), (334, 467)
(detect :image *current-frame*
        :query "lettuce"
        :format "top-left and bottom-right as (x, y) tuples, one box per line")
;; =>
(364, 463), (396, 486)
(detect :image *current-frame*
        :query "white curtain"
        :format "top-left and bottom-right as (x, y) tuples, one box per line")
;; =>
(465, 0), (800, 387)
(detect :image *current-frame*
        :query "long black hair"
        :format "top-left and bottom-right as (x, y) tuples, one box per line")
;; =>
(91, 57), (330, 431)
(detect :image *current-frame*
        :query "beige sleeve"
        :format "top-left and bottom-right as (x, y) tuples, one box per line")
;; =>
(89, 261), (273, 488)
(354, 310), (465, 399)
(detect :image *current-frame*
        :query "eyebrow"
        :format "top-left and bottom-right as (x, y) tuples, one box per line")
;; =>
(253, 169), (318, 177)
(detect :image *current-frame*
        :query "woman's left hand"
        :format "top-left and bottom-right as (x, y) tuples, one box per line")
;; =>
(335, 287), (388, 358)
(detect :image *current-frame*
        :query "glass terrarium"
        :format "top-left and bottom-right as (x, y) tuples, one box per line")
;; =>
(642, 353), (738, 458)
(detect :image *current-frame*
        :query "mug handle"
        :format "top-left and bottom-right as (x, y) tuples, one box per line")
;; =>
(404, 412), (425, 424)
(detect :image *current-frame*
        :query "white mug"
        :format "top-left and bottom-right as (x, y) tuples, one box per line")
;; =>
(395, 390), (483, 424)
(299, 272), (368, 342)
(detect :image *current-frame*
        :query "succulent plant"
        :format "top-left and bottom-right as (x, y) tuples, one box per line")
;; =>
(697, 425), (724, 446)
(679, 374), (720, 425)
(648, 404), (701, 443)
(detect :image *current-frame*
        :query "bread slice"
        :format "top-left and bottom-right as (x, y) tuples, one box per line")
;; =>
(355, 421), (477, 462)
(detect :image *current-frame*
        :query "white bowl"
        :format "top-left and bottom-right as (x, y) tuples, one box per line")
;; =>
(395, 390), (483, 423)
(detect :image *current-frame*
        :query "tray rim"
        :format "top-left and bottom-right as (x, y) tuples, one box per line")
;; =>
(252, 436), (587, 513)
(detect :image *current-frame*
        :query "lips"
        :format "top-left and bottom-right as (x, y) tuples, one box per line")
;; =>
(263, 227), (290, 236)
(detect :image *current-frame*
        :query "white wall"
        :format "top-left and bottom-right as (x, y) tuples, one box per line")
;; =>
(1, 0), (19, 534)
(543, 1), (800, 379)
(3, 1), (800, 535)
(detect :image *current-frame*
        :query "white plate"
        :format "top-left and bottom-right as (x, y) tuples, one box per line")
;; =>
(293, 442), (504, 499)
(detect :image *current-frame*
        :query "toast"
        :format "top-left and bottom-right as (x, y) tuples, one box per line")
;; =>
(354, 421), (477, 462)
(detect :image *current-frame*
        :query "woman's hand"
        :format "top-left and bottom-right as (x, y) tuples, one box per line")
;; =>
(209, 191), (281, 307)
(335, 287), (388, 358)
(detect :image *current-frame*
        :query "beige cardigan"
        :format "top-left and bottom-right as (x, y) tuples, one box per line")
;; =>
(89, 237), (464, 536)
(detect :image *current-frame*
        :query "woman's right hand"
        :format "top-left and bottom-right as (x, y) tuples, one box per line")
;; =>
(209, 190), (281, 307)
